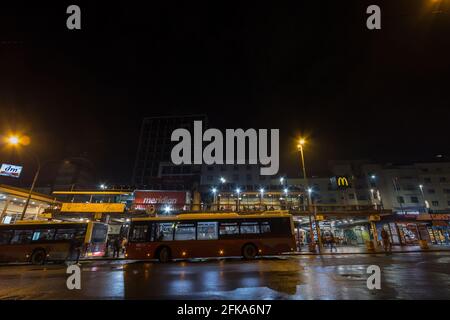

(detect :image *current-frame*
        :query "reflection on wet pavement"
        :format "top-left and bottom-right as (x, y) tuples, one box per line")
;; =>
(0, 252), (449, 299)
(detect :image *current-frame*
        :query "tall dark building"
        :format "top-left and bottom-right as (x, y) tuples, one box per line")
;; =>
(132, 115), (208, 188)
(52, 157), (96, 191)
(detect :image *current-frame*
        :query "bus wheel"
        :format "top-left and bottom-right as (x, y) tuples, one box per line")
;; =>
(31, 249), (46, 265)
(242, 244), (258, 260)
(157, 247), (171, 263)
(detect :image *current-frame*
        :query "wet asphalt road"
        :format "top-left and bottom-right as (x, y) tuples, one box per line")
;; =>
(0, 252), (449, 299)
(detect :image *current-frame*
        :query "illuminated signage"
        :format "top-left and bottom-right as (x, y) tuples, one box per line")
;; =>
(0, 164), (23, 178)
(60, 203), (125, 213)
(337, 177), (349, 187)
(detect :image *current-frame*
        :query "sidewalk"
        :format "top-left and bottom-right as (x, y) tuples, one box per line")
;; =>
(288, 244), (450, 255)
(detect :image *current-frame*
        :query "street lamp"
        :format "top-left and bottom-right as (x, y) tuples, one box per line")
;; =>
(211, 187), (218, 210)
(7, 136), (20, 145)
(5, 134), (40, 221)
(259, 188), (265, 208)
(279, 177), (284, 184)
(236, 188), (241, 212)
(297, 137), (321, 252)
(419, 184), (428, 213)
(220, 177), (226, 184)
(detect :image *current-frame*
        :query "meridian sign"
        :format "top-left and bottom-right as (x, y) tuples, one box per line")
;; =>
(0, 163), (23, 178)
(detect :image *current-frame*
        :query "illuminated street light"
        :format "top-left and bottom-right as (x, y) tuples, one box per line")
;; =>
(164, 205), (172, 214)
(284, 188), (288, 194)
(211, 187), (218, 209)
(236, 188), (241, 212)
(7, 135), (20, 145)
(4, 133), (40, 220)
(297, 136), (321, 252)
(220, 177), (226, 184)
(279, 177), (284, 184)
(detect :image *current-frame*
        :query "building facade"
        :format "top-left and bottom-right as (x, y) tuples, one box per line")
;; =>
(131, 114), (208, 189)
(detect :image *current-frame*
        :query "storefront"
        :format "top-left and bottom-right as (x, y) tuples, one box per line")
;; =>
(416, 214), (450, 245)
(376, 213), (450, 245)
(294, 216), (374, 246)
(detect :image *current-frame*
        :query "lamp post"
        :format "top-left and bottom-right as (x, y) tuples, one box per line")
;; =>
(259, 188), (264, 210)
(419, 184), (428, 213)
(211, 187), (217, 210)
(5, 135), (41, 221)
(297, 138), (321, 252)
(236, 188), (241, 212)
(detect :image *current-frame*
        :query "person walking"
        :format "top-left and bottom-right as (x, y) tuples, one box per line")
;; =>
(113, 237), (121, 258)
(329, 232), (337, 252)
(381, 228), (392, 254)
(121, 237), (128, 255)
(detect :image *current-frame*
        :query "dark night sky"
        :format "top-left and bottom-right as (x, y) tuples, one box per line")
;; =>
(0, 1), (449, 186)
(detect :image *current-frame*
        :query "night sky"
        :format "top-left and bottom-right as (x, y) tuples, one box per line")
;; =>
(1, 1), (449, 186)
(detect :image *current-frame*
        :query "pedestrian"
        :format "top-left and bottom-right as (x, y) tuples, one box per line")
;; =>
(329, 232), (337, 252)
(381, 228), (392, 254)
(121, 237), (128, 255)
(113, 237), (121, 258)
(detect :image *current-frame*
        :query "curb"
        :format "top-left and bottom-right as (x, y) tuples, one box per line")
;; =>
(285, 249), (450, 256)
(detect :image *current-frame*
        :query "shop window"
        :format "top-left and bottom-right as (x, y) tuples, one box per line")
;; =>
(10, 230), (33, 244)
(219, 222), (239, 235)
(174, 223), (196, 241)
(32, 229), (56, 241)
(197, 222), (218, 240)
(240, 222), (260, 234)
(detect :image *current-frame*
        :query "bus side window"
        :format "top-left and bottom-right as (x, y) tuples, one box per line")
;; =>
(174, 222), (196, 241)
(32, 229), (56, 241)
(130, 224), (149, 242)
(197, 222), (218, 240)
(10, 230), (33, 244)
(154, 222), (174, 241)
(219, 222), (239, 236)
(0, 230), (13, 245)
(260, 221), (271, 234)
(240, 221), (260, 234)
(55, 228), (76, 240)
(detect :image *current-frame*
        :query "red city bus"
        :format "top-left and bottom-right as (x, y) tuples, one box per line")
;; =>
(0, 221), (108, 264)
(126, 212), (296, 262)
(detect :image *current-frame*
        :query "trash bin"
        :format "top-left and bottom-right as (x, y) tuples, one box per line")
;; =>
(365, 240), (375, 252)
(419, 240), (429, 249)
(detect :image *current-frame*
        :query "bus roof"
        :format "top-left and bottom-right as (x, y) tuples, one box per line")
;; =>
(132, 211), (292, 222)
(0, 221), (104, 227)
